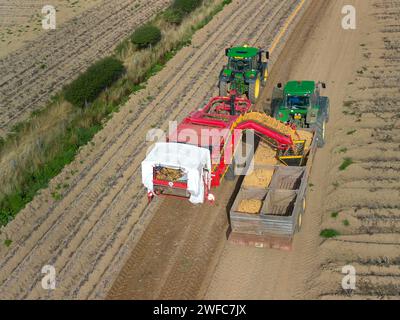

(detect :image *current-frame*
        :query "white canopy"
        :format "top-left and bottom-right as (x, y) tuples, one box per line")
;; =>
(141, 142), (211, 204)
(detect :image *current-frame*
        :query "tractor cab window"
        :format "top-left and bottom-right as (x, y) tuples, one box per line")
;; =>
(229, 58), (251, 72)
(286, 95), (310, 109)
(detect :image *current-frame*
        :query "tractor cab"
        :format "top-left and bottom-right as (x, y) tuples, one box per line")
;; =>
(273, 81), (324, 127)
(219, 45), (269, 103)
(271, 80), (330, 147)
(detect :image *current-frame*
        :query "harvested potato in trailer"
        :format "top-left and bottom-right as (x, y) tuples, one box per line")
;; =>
(238, 199), (263, 214)
(243, 169), (274, 188)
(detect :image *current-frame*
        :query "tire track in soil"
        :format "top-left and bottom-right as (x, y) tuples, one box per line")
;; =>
(0, 0), (170, 134)
(0, 0), (299, 299)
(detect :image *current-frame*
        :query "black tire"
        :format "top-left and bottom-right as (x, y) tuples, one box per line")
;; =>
(320, 96), (330, 122)
(296, 198), (306, 232)
(219, 80), (229, 97)
(248, 75), (261, 104)
(296, 212), (303, 232)
(261, 65), (268, 86)
(311, 114), (327, 148)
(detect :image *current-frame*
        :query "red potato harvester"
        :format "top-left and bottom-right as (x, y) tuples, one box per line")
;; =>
(141, 93), (299, 204)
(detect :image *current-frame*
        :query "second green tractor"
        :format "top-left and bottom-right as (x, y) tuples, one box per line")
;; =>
(219, 45), (269, 103)
(271, 80), (330, 147)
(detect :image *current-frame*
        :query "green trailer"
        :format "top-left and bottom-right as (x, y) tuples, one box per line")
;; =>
(219, 45), (269, 103)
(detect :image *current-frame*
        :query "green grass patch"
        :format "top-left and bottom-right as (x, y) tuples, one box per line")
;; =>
(65, 57), (125, 108)
(4, 239), (12, 247)
(131, 24), (162, 48)
(331, 212), (339, 218)
(336, 147), (347, 154)
(320, 229), (340, 238)
(346, 129), (357, 135)
(342, 219), (350, 226)
(339, 157), (354, 171)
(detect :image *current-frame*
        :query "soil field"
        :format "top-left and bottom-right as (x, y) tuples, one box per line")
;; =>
(0, 0), (103, 57)
(0, 0), (309, 299)
(205, 0), (400, 300)
(0, 0), (170, 136)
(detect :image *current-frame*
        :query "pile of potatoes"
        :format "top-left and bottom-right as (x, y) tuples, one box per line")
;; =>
(238, 199), (262, 214)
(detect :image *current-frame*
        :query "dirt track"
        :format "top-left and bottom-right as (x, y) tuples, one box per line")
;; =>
(0, 0), (170, 136)
(0, 0), (308, 299)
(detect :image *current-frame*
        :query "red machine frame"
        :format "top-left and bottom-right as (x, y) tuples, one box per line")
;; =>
(148, 94), (296, 202)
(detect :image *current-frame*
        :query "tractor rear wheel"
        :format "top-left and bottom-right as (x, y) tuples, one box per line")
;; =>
(320, 96), (330, 122)
(219, 80), (229, 97)
(311, 114), (327, 148)
(249, 75), (261, 103)
(261, 67), (268, 86)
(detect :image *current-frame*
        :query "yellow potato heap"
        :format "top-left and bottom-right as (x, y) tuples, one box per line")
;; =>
(296, 129), (313, 151)
(234, 112), (298, 142)
(238, 199), (262, 214)
(243, 168), (274, 188)
(254, 143), (278, 165)
(155, 168), (183, 181)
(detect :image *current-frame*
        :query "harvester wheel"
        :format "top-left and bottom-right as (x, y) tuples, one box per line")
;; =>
(249, 75), (261, 103)
(219, 80), (229, 97)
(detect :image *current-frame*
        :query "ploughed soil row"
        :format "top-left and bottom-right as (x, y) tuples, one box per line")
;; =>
(0, 0), (170, 135)
(0, 0), (307, 299)
(316, 0), (400, 299)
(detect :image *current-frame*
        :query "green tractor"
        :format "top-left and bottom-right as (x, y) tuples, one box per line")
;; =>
(219, 45), (269, 103)
(271, 80), (330, 147)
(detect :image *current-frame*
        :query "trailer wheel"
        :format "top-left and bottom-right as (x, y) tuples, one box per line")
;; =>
(296, 212), (303, 232)
(219, 79), (229, 97)
(248, 75), (261, 103)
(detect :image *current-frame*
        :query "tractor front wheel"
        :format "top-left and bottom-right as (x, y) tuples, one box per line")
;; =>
(248, 75), (261, 103)
(219, 80), (229, 97)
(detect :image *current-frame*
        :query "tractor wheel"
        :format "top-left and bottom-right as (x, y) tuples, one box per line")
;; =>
(219, 80), (229, 97)
(311, 114), (327, 148)
(296, 212), (303, 232)
(296, 198), (306, 232)
(320, 96), (330, 122)
(248, 75), (261, 104)
(261, 67), (268, 86)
